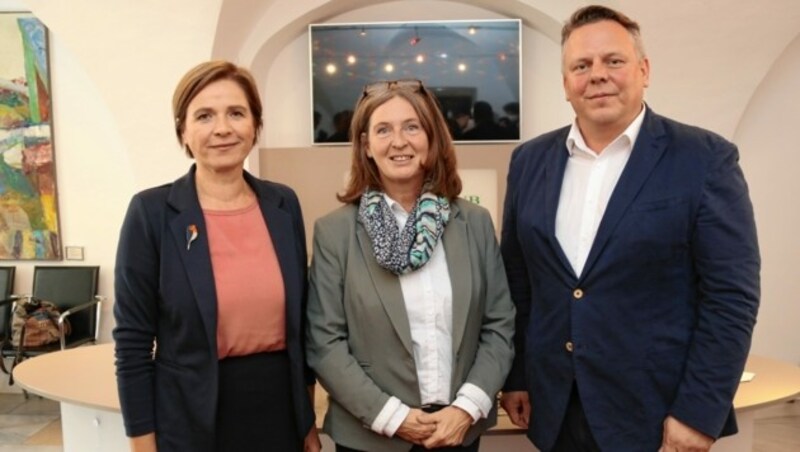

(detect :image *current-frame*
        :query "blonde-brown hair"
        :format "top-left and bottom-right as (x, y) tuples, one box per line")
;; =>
(172, 60), (263, 157)
(338, 81), (462, 204)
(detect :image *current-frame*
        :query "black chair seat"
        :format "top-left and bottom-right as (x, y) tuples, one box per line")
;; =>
(0, 266), (15, 350)
(0, 266), (103, 386)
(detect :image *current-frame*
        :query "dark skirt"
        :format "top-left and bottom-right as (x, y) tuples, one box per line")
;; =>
(216, 350), (302, 451)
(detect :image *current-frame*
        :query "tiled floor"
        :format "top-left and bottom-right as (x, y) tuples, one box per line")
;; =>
(0, 393), (797, 451)
(0, 393), (61, 451)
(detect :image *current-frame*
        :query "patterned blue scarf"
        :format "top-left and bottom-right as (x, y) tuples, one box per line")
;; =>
(359, 189), (450, 275)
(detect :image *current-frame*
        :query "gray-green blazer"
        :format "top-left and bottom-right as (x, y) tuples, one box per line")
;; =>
(306, 199), (515, 452)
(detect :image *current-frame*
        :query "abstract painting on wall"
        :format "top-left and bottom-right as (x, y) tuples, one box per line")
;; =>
(0, 12), (61, 260)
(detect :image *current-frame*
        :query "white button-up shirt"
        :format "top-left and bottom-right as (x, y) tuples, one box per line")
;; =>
(556, 107), (646, 277)
(370, 195), (492, 437)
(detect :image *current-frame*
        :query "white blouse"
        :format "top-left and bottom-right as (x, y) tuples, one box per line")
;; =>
(369, 195), (492, 437)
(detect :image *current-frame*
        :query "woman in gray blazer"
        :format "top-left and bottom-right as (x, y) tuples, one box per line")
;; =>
(306, 80), (515, 452)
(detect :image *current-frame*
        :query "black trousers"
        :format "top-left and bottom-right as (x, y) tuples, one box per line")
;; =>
(216, 350), (302, 452)
(551, 383), (601, 452)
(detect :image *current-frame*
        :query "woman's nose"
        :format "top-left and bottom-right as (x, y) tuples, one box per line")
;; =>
(213, 117), (232, 135)
(391, 132), (408, 148)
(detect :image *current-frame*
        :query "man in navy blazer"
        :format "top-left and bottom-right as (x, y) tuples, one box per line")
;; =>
(500, 5), (760, 452)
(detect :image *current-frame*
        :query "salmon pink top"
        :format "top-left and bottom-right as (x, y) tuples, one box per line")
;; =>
(204, 202), (286, 359)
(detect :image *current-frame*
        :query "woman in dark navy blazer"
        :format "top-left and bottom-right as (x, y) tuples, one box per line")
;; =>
(113, 61), (320, 452)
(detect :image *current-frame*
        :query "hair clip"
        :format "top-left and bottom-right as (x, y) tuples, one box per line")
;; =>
(186, 225), (198, 250)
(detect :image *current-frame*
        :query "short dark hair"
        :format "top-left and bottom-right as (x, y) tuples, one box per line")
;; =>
(172, 60), (263, 157)
(561, 5), (645, 59)
(472, 101), (494, 123)
(503, 102), (519, 116)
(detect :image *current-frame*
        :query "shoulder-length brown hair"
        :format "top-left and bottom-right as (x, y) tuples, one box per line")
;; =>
(337, 81), (462, 204)
(172, 60), (263, 157)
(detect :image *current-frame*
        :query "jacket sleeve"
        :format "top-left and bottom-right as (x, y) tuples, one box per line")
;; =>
(462, 207), (516, 397)
(669, 140), (760, 438)
(305, 217), (393, 426)
(280, 185), (315, 386)
(113, 194), (160, 437)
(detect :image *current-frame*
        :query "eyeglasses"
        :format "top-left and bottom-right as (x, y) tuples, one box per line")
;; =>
(361, 79), (424, 98)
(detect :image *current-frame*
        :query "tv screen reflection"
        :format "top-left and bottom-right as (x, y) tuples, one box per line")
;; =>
(309, 19), (522, 145)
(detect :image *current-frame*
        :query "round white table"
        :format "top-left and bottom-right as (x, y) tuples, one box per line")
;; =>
(14, 344), (800, 451)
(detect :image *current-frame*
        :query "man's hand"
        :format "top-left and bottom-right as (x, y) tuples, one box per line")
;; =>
(659, 415), (714, 452)
(395, 408), (437, 445)
(418, 406), (473, 449)
(500, 391), (531, 428)
(129, 433), (157, 452)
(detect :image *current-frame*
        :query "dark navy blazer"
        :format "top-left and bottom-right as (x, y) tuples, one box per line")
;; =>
(113, 165), (314, 451)
(501, 108), (760, 451)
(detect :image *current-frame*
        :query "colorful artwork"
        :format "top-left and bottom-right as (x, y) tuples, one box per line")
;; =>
(0, 13), (60, 260)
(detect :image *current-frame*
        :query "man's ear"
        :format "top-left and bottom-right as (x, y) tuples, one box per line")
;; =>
(640, 57), (651, 88)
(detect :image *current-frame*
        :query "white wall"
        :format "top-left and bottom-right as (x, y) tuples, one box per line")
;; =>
(0, 0), (223, 391)
(734, 34), (800, 364)
(19, 0), (223, 325)
(0, 0), (797, 396)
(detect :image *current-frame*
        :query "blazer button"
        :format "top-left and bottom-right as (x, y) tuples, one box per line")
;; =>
(565, 341), (574, 352)
(573, 289), (584, 299)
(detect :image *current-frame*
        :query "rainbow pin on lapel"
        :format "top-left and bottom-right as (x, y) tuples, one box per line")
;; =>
(186, 225), (198, 250)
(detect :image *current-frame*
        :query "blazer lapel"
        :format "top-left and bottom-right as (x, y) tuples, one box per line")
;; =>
(443, 203), (472, 355)
(580, 109), (668, 279)
(355, 222), (415, 356)
(167, 166), (218, 352)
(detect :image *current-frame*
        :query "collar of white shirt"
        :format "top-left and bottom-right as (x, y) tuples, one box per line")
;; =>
(566, 103), (648, 157)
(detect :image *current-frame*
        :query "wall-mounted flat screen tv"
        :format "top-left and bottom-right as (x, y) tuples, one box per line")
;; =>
(309, 19), (521, 145)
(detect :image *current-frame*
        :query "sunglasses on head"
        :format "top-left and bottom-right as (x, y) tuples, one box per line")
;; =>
(361, 79), (425, 98)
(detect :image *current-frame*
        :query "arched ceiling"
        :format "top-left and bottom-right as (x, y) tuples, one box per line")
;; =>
(212, 0), (800, 139)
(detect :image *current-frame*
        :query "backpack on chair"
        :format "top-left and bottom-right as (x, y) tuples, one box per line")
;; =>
(0, 296), (70, 384)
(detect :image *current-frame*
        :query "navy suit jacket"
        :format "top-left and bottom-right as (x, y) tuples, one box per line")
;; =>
(113, 166), (315, 451)
(501, 109), (760, 451)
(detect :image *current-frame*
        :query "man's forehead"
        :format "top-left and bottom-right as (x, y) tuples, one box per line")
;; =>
(562, 23), (638, 55)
